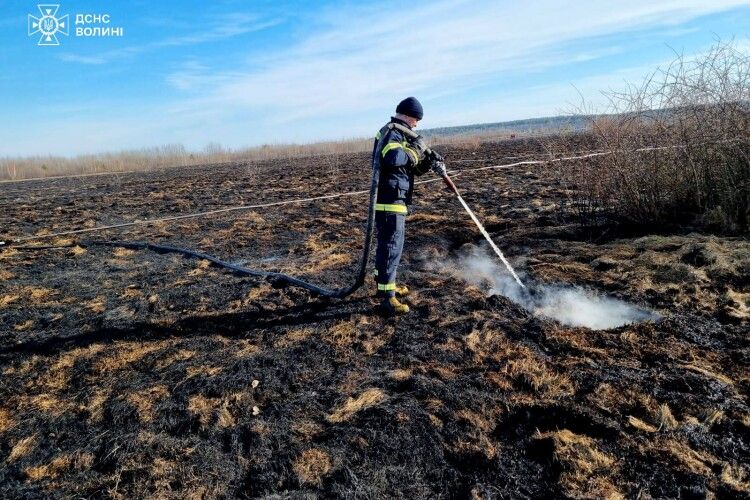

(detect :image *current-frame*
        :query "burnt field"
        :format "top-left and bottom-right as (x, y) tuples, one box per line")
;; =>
(0, 137), (748, 499)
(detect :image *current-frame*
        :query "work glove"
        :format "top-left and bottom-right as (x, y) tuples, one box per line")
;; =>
(422, 149), (446, 177)
(428, 150), (444, 163)
(431, 160), (447, 178)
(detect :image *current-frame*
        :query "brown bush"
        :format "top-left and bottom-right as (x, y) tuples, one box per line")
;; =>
(562, 40), (750, 233)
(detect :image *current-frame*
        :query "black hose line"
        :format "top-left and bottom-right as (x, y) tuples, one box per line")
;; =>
(5, 128), (392, 299)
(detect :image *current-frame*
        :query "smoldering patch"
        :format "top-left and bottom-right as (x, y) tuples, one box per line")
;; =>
(435, 245), (659, 330)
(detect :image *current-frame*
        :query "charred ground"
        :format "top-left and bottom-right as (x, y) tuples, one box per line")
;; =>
(0, 137), (748, 498)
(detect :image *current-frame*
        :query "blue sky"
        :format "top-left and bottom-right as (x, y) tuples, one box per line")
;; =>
(1, 0), (749, 156)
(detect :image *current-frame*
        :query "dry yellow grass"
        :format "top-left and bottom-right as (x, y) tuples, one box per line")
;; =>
(0, 407), (15, 433)
(679, 363), (734, 385)
(188, 259), (212, 277)
(243, 211), (265, 225)
(24, 453), (93, 481)
(93, 341), (163, 372)
(69, 245), (87, 256)
(0, 123), (532, 182)
(293, 448), (332, 487)
(361, 328), (392, 355)
(14, 320), (34, 331)
(0, 294), (20, 308)
(185, 365), (223, 378)
(325, 319), (357, 348)
(536, 429), (622, 498)
(217, 404), (236, 429)
(126, 385), (169, 423)
(408, 213), (448, 224)
(662, 439), (716, 476)
(388, 368), (412, 381)
(308, 252), (352, 272)
(658, 404), (678, 430)
(327, 388), (387, 423)
(27, 287), (56, 302)
(702, 409), (724, 427)
(317, 216), (342, 226)
(84, 389), (110, 423)
(464, 328), (502, 361)
(233, 340), (261, 358)
(120, 286), (143, 299)
(291, 420), (324, 441)
(85, 297), (107, 314)
(154, 349), (196, 369)
(7, 435), (38, 463)
(188, 393), (246, 429)
(274, 327), (314, 348)
(112, 247), (135, 258)
(449, 431), (498, 462)
(243, 284), (273, 303)
(19, 394), (70, 417)
(303, 234), (335, 254)
(0, 248), (20, 260)
(36, 345), (105, 392)
(627, 416), (658, 433)
(721, 464), (750, 494)
(504, 356), (574, 398)
(427, 363), (458, 381)
(188, 394), (219, 427)
(456, 409), (495, 434)
(725, 289), (749, 320)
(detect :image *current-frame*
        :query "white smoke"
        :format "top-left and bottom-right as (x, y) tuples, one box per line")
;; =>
(439, 245), (658, 330)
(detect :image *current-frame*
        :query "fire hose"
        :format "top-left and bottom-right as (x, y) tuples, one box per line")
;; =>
(2, 124), (388, 298)
(3, 122), (526, 297)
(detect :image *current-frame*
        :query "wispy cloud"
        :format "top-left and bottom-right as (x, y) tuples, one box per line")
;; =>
(6, 0), (750, 156)
(167, 0), (750, 124)
(61, 13), (281, 65)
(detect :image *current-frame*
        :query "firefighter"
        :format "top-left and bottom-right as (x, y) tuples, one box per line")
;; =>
(372, 97), (435, 315)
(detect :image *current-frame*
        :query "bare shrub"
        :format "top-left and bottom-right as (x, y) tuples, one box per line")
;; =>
(563, 40), (750, 233)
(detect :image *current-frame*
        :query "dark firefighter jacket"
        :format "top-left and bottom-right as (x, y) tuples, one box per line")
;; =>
(372, 117), (428, 210)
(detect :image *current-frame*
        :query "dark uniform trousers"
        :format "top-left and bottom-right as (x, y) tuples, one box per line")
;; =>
(374, 209), (406, 297)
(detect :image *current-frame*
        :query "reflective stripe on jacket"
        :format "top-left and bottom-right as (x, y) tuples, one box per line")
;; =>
(372, 117), (420, 206)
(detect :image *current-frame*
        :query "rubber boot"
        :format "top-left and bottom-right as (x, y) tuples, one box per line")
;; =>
(379, 296), (410, 315)
(374, 284), (409, 298)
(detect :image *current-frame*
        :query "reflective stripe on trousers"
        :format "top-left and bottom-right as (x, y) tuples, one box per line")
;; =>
(375, 203), (408, 214)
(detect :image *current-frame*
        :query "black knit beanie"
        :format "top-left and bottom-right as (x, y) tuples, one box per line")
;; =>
(396, 96), (424, 120)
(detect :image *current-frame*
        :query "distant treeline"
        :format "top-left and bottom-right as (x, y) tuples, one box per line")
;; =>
(0, 118), (547, 182)
(424, 115), (593, 138)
